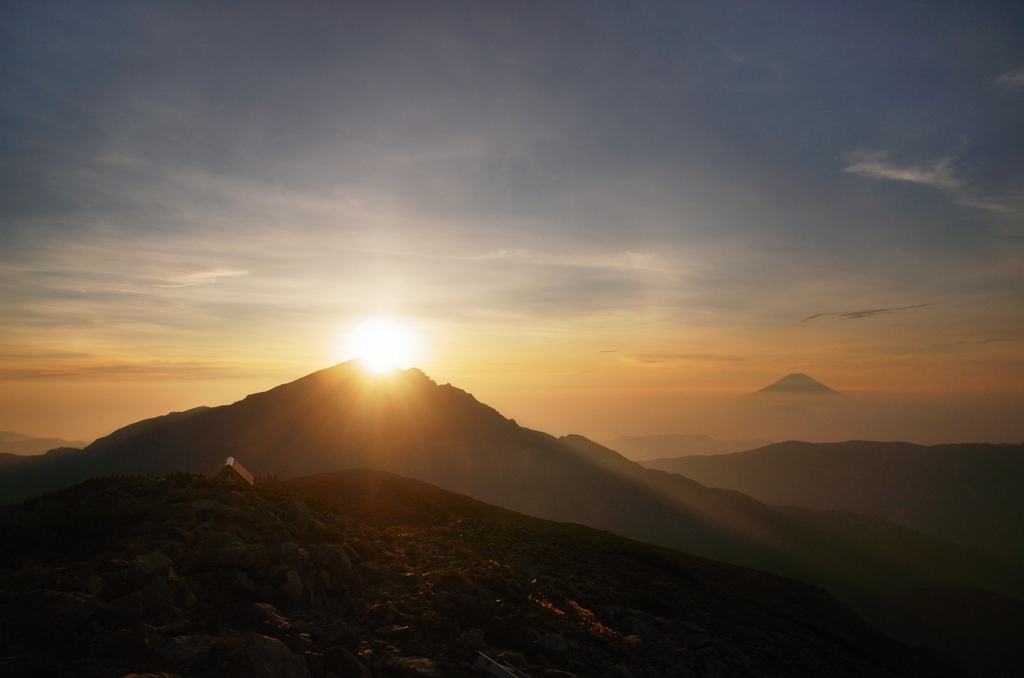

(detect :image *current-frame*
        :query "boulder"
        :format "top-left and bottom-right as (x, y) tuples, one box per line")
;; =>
(312, 545), (355, 583)
(455, 628), (488, 651)
(624, 611), (664, 643)
(140, 576), (179, 621)
(269, 541), (309, 569)
(323, 645), (372, 678)
(95, 627), (149, 657)
(226, 633), (311, 678)
(190, 499), (227, 512)
(250, 602), (290, 628)
(339, 542), (362, 565)
(20, 590), (110, 635)
(212, 544), (270, 569)
(285, 495), (310, 532)
(386, 656), (439, 677)
(155, 634), (215, 665)
(506, 554), (539, 578)
(534, 633), (570, 653)
(112, 590), (146, 620)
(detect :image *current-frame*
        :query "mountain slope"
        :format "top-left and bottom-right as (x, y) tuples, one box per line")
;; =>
(0, 470), (966, 678)
(642, 440), (1024, 561)
(600, 434), (772, 461)
(0, 431), (87, 457)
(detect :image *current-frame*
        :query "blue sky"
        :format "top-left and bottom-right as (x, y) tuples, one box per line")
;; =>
(1, 1), (1022, 440)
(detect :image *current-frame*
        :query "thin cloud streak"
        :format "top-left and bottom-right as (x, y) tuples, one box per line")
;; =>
(0, 361), (243, 380)
(630, 353), (746, 364)
(843, 152), (960, 189)
(995, 67), (1024, 91)
(801, 303), (939, 323)
(156, 268), (249, 288)
(926, 337), (1017, 349)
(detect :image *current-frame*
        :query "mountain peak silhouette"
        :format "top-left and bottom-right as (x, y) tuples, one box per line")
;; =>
(754, 373), (841, 395)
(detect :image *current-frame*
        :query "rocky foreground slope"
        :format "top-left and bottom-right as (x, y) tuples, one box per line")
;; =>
(0, 470), (962, 678)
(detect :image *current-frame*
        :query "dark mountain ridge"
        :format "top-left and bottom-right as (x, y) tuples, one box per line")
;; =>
(600, 434), (772, 461)
(0, 431), (87, 457)
(641, 440), (1024, 562)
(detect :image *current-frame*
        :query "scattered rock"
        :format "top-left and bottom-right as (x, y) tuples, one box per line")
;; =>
(323, 645), (372, 678)
(534, 633), (570, 654)
(0, 473), (972, 678)
(281, 569), (304, 601)
(21, 590), (109, 635)
(225, 632), (311, 678)
(339, 542), (362, 565)
(286, 495), (310, 532)
(688, 631), (713, 650)
(131, 553), (175, 577)
(269, 541), (309, 569)
(495, 651), (527, 669)
(455, 628), (487, 651)
(506, 554), (539, 578)
(386, 656), (439, 677)
(313, 544), (356, 583)
(155, 634), (215, 665)
(112, 590), (146, 620)
(212, 544), (270, 569)
(190, 499), (227, 512)
(97, 627), (149, 657)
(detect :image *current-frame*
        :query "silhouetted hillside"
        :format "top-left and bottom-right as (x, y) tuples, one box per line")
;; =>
(0, 446), (86, 470)
(600, 434), (772, 461)
(0, 431), (87, 457)
(642, 440), (1024, 561)
(0, 470), (967, 678)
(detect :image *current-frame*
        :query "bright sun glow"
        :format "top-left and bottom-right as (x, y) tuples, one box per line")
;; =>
(342, 317), (419, 373)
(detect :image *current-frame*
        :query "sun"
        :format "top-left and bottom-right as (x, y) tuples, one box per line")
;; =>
(342, 317), (419, 373)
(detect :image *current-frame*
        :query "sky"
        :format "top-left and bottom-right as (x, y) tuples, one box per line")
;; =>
(1, 1), (1022, 443)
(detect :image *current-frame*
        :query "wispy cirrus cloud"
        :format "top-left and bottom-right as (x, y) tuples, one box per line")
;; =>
(0, 361), (235, 380)
(801, 302), (939, 323)
(843, 152), (960, 189)
(630, 352), (745, 363)
(926, 337), (1017, 349)
(995, 67), (1024, 91)
(156, 267), (249, 288)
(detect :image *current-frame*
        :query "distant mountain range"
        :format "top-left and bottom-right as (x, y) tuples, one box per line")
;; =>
(601, 433), (772, 461)
(642, 440), (1024, 562)
(0, 431), (86, 460)
(752, 373), (842, 395)
(1, 362), (1021, 675)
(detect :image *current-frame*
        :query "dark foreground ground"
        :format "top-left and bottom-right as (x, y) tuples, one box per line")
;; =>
(0, 469), (965, 678)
